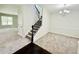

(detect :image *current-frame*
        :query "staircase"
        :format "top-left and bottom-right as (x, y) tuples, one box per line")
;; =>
(13, 5), (51, 54)
(25, 5), (42, 43)
(26, 17), (42, 42)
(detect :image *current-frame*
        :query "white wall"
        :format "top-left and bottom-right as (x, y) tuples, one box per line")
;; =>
(34, 7), (50, 41)
(18, 5), (38, 37)
(17, 6), (24, 37)
(50, 11), (79, 38)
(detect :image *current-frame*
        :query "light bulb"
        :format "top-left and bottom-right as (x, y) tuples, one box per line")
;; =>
(64, 9), (70, 13)
(59, 11), (62, 14)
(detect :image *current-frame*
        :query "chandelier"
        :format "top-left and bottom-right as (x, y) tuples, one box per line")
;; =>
(59, 4), (70, 16)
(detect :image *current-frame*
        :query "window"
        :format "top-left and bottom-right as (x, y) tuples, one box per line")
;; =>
(1, 16), (13, 25)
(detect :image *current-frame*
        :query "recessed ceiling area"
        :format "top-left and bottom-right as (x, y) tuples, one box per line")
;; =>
(0, 4), (21, 15)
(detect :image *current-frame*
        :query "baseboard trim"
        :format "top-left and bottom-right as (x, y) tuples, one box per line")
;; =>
(50, 32), (79, 40)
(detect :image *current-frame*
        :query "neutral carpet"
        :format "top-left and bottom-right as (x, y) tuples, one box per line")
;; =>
(35, 32), (79, 54)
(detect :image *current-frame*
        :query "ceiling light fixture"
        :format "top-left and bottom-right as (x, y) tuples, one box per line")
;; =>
(59, 4), (70, 16)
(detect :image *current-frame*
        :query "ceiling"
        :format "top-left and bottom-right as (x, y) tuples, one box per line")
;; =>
(41, 4), (79, 14)
(0, 4), (79, 14)
(0, 4), (21, 15)
(0, 4), (21, 9)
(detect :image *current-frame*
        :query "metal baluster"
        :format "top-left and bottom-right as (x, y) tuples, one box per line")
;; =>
(31, 25), (34, 43)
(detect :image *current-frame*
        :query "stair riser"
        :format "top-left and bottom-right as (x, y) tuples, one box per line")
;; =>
(25, 20), (42, 41)
(26, 36), (31, 40)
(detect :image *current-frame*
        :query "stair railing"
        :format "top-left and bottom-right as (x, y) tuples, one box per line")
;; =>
(31, 16), (42, 43)
(31, 25), (34, 43)
(31, 5), (42, 43)
(35, 5), (41, 19)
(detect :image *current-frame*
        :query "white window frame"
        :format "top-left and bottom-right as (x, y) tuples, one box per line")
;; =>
(1, 16), (13, 26)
